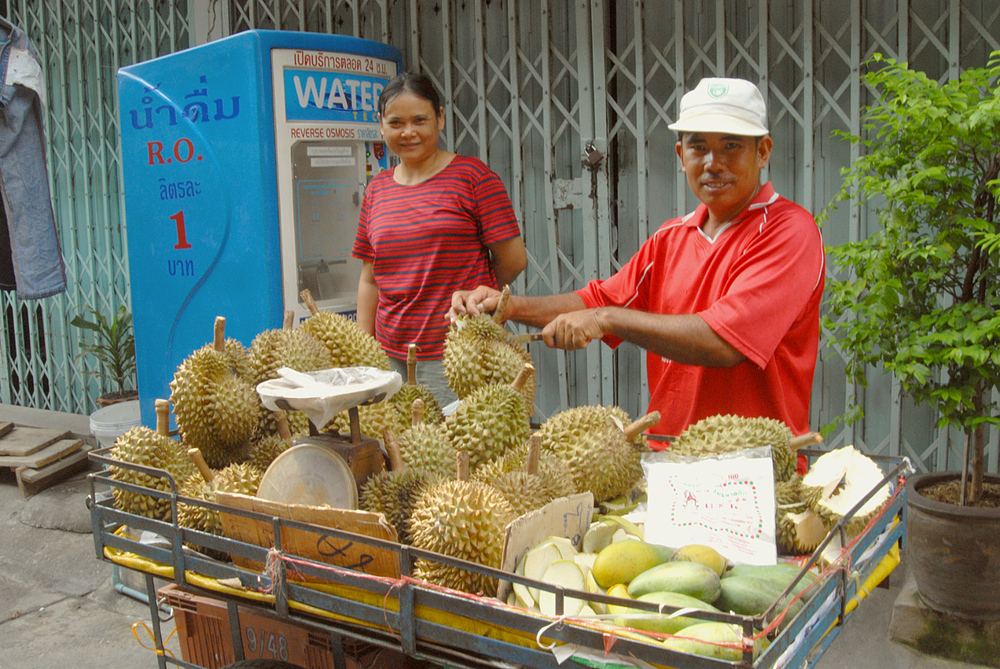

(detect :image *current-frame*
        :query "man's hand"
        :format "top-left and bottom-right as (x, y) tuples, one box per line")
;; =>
(542, 309), (605, 350)
(448, 286), (502, 320)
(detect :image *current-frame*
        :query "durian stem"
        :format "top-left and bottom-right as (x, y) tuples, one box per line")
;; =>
(188, 448), (215, 486)
(411, 399), (425, 426)
(789, 432), (824, 451)
(510, 363), (534, 393)
(406, 344), (419, 385)
(383, 428), (406, 471)
(525, 434), (541, 476)
(299, 289), (321, 316)
(282, 310), (294, 330)
(624, 411), (661, 440)
(492, 285), (511, 323)
(456, 450), (470, 481)
(213, 317), (226, 352)
(154, 399), (170, 437)
(274, 410), (292, 440)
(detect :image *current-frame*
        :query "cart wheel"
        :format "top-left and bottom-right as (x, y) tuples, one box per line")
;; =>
(221, 662), (304, 669)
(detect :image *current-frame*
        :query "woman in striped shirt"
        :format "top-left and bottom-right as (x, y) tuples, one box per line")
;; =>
(352, 72), (527, 406)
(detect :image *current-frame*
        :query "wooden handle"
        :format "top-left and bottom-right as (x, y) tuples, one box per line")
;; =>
(383, 428), (406, 471)
(154, 399), (170, 437)
(406, 344), (419, 385)
(213, 316), (226, 352)
(624, 411), (661, 441)
(187, 448), (214, 485)
(788, 431), (824, 451)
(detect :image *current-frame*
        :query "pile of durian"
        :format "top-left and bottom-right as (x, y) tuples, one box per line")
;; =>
(670, 414), (891, 556)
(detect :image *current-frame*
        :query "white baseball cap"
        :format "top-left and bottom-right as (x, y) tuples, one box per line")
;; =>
(668, 78), (769, 136)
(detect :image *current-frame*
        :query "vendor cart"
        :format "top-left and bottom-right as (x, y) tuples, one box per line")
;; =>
(86, 446), (909, 669)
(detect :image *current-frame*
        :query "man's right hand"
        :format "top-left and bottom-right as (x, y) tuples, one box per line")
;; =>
(448, 286), (502, 320)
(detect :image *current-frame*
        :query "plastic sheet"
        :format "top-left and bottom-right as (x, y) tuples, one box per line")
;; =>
(256, 366), (402, 428)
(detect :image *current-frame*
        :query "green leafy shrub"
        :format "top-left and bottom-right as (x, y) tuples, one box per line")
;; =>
(71, 305), (137, 397)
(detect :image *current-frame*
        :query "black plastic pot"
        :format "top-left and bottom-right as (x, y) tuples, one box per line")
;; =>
(906, 471), (1000, 620)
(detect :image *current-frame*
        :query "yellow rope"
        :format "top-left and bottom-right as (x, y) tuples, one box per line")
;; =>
(131, 621), (177, 658)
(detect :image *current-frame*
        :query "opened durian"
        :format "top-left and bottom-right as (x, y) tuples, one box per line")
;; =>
(444, 364), (533, 471)
(391, 344), (444, 425)
(409, 451), (517, 595)
(537, 407), (655, 503)
(299, 289), (389, 369)
(670, 414), (818, 483)
(800, 445), (890, 535)
(109, 399), (196, 521)
(359, 429), (440, 544)
(170, 317), (258, 468)
(397, 399), (458, 480)
(443, 286), (535, 414)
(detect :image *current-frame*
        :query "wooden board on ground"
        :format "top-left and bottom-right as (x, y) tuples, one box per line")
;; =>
(0, 422), (13, 439)
(0, 437), (83, 469)
(15, 447), (91, 498)
(0, 426), (72, 457)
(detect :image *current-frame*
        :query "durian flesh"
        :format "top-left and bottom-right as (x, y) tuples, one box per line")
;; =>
(800, 445), (890, 535)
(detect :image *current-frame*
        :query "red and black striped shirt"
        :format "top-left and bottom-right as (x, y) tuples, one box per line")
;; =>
(352, 155), (521, 360)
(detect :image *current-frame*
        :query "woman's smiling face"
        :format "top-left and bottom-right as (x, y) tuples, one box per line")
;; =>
(378, 91), (444, 165)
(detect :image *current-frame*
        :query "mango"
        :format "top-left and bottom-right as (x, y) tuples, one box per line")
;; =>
(612, 591), (720, 634)
(592, 540), (672, 589)
(626, 561), (722, 603)
(662, 622), (758, 661)
(724, 563), (821, 602)
(714, 575), (803, 627)
(671, 544), (728, 576)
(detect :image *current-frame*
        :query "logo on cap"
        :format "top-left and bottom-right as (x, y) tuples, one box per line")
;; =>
(708, 82), (729, 98)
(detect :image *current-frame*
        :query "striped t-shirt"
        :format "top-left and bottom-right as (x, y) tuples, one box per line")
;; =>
(352, 155), (521, 360)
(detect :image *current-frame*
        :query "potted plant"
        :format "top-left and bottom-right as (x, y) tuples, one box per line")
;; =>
(823, 52), (1000, 623)
(71, 305), (139, 407)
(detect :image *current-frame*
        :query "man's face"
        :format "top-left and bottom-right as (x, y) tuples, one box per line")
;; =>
(676, 132), (773, 225)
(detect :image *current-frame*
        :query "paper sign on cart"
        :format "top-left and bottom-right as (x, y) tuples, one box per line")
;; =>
(643, 448), (777, 565)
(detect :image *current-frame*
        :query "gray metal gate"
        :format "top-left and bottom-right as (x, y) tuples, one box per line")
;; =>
(5, 0), (998, 475)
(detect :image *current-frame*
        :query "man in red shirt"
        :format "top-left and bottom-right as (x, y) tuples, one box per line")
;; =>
(449, 78), (825, 445)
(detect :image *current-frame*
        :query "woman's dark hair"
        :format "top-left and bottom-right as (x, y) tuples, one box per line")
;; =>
(378, 72), (442, 116)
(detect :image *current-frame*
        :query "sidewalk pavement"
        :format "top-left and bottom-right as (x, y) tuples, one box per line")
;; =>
(0, 403), (985, 669)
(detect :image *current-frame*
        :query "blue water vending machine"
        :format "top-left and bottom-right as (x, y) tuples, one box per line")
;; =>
(118, 31), (402, 427)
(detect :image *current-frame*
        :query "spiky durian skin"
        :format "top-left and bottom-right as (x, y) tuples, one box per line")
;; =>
(299, 311), (389, 369)
(444, 383), (530, 471)
(487, 470), (562, 517)
(473, 441), (575, 502)
(248, 432), (296, 472)
(398, 423), (458, 480)
(442, 317), (536, 415)
(537, 406), (643, 503)
(409, 479), (517, 594)
(360, 468), (440, 544)
(670, 414), (797, 483)
(222, 338), (255, 381)
(178, 463), (262, 536)
(249, 327), (333, 387)
(170, 344), (259, 469)
(326, 400), (407, 442)
(391, 384), (444, 425)
(109, 427), (196, 521)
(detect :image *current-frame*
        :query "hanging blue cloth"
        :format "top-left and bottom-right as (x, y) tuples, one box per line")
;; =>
(0, 17), (66, 299)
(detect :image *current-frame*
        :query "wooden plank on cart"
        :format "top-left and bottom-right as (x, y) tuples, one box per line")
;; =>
(0, 437), (83, 469)
(0, 426), (72, 457)
(0, 422), (13, 439)
(15, 447), (91, 498)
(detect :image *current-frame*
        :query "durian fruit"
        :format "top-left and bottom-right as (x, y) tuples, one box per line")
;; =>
(248, 410), (298, 472)
(443, 286), (536, 415)
(799, 445), (891, 536)
(250, 311), (332, 436)
(109, 399), (196, 521)
(670, 414), (819, 483)
(359, 429), (440, 544)
(178, 449), (262, 537)
(774, 475), (820, 555)
(325, 397), (407, 442)
(537, 407), (657, 503)
(472, 434), (568, 516)
(409, 451), (517, 595)
(170, 317), (258, 468)
(444, 363), (533, 471)
(397, 399), (458, 480)
(391, 344), (444, 425)
(299, 289), (390, 369)
(472, 437), (575, 501)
